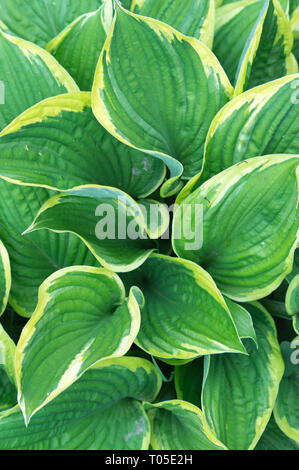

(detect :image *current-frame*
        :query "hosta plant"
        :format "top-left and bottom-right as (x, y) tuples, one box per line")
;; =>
(0, 0), (298, 451)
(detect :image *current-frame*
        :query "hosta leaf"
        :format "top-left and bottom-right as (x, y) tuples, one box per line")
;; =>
(0, 19), (11, 35)
(121, 254), (246, 359)
(214, 0), (295, 90)
(279, 0), (290, 12)
(0, 240), (10, 316)
(0, 325), (15, 384)
(273, 337), (299, 444)
(0, 325), (17, 411)
(24, 185), (156, 272)
(0, 28), (97, 318)
(225, 298), (257, 345)
(0, 0), (102, 48)
(256, 416), (299, 449)
(202, 302), (284, 450)
(92, 3), (233, 197)
(217, 0), (245, 4)
(233, 0), (269, 95)
(131, 0), (215, 48)
(146, 400), (226, 450)
(291, 6), (299, 62)
(286, 274), (299, 332)
(290, 0), (299, 16)
(219, 0), (289, 8)
(47, 5), (109, 91)
(174, 358), (204, 408)
(201, 75), (299, 183)
(173, 155), (299, 302)
(15, 266), (140, 424)
(174, 300), (258, 406)
(286, 274), (299, 315)
(288, 248), (299, 280)
(138, 199), (170, 239)
(0, 29), (78, 132)
(214, 0), (267, 84)
(280, 339), (298, 378)
(120, 0), (132, 8)
(0, 357), (161, 450)
(0, 93), (165, 199)
(261, 298), (290, 319)
(0, 181), (98, 317)
(236, 0), (296, 93)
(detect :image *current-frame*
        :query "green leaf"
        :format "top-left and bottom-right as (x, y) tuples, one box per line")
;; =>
(121, 254), (246, 359)
(291, 6), (299, 63)
(201, 75), (299, 183)
(286, 274), (299, 315)
(0, 357), (162, 450)
(173, 155), (299, 302)
(0, 26), (98, 319)
(15, 266), (141, 424)
(174, 358), (204, 408)
(217, 0), (245, 4)
(146, 400), (226, 450)
(280, 340), (297, 377)
(0, 19), (12, 35)
(214, 0), (295, 91)
(0, 240), (10, 316)
(261, 299), (290, 319)
(256, 416), (299, 449)
(287, 248), (299, 280)
(286, 273), (299, 332)
(225, 298), (257, 345)
(0, 0), (102, 47)
(120, 0), (132, 9)
(235, 0), (296, 94)
(202, 302), (284, 450)
(288, 254), (299, 334)
(274, 337), (299, 444)
(214, 0), (267, 84)
(245, 0), (296, 89)
(0, 93), (165, 199)
(0, 180), (98, 317)
(92, 3), (233, 197)
(174, 300), (258, 406)
(137, 199), (170, 239)
(290, 0), (299, 16)
(233, 0), (269, 95)
(279, 0), (290, 13)
(24, 185), (156, 272)
(0, 325), (17, 411)
(0, 29), (78, 132)
(46, 5), (109, 91)
(131, 0), (215, 48)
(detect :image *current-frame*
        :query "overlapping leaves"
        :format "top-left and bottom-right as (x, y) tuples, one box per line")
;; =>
(0, 358), (161, 450)
(0, 0), (103, 48)
(0, 93), (165, 198)
(15, 266), (141, 424)
(0, 0), (298, 452)
(174, 155), (299, 301)
(92, 3), (233, 196)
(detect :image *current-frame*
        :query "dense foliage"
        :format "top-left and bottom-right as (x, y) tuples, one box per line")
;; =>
(0, 0), (298, 450)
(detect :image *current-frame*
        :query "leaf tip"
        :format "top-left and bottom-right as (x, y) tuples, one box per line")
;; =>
(22, 224), (35, 236)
